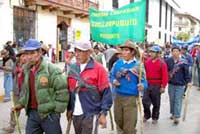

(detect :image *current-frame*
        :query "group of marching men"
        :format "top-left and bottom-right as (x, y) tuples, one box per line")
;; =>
(0, 38), (200, 134)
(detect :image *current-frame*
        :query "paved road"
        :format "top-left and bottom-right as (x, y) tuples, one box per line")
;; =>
(0, 63), (200, 134)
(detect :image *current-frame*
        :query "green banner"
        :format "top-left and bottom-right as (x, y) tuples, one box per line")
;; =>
(89, 0), (146, 45)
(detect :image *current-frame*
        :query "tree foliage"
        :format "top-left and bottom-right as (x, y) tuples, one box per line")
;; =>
(176, 32), (190, 42)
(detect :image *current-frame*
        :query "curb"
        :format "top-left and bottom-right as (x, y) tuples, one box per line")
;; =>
(0, 95), (4, 102)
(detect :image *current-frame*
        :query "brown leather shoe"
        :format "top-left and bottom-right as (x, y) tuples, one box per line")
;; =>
(174, 118), (179, 125)
(170, 115), (175, 120)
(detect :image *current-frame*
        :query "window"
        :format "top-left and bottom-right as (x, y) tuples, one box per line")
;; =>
(170, 6), (173, 31)
(146, 0), (149, 23)
(145, 29), (148, 41)
(13, 6), (35, 46)
(159, 0), (162, 27)
(158, 31), (161, 39)
(112, 0), (118, 9)
(164, 33), (167, 43)
(130, 0), (134, 3)
(178, 27), (182, 31)
(165, 2), (168, 30)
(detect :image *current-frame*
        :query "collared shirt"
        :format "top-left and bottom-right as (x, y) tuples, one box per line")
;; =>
(28, 60), (41, 109)
(28, 66), (38, 109)
(123, 57), (136, 64)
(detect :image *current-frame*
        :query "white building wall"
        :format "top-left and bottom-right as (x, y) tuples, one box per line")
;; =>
(147, 0), (160, 43)
(37, 10), (57, 48)
(0, 1), (13, 49)
(147, 0), (177, 45)
(99, 0), (113, 11)
(118, 0), (130, 7)
(71, 18), (90, 42)
(99, 0), (178, 45)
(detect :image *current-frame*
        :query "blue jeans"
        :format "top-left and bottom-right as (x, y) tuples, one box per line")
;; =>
(168, 84), (185, 118)
(26, 110), (62, 134)
(4, 73), (13, 98)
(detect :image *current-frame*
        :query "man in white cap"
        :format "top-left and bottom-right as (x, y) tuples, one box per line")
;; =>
(67, 41), (112, 134)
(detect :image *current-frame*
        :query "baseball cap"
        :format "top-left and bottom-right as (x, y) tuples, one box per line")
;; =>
(74, 41), (91, 51)
(24, 39), (41, 51)
(149, 45), (161, 53)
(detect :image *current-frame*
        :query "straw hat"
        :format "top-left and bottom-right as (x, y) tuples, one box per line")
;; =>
(119, 40), (139, 56)
(16, 49), (25, 57)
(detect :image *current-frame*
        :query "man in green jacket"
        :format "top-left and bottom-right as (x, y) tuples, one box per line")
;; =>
(13, 39), (69, 134)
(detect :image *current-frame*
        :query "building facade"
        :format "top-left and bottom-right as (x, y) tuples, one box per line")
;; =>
(100, 0), (180, 45)
(0, 0), (98, 61)
(174, 13), (200, 38)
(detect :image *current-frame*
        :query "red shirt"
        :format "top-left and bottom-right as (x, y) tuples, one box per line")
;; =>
(145, 58), (168, 88)
(15, 65), (24, 95)
(190, 48), (197, 58)
(28, 66), (38, 109)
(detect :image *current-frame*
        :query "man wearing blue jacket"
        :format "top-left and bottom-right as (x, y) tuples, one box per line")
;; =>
(110, 40), (147, 134)
(166, 46), (191, 125)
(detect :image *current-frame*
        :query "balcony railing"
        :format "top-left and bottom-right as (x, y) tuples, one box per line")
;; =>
(25, 0), (98, 12)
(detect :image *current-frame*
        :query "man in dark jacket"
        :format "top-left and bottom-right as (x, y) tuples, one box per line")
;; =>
(166, 46), (191, 125)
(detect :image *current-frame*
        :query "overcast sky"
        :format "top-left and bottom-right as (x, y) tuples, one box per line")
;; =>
(176, 0), (200, 19)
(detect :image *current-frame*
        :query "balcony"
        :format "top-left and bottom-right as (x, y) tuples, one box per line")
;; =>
(174, 21), (189, 28)
(25, 0), (98, 17)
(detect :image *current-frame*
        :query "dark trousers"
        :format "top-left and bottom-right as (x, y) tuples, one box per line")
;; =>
(197, 61), (200, 86)
(73, 115), (98, 134)
(26, 110), (62, 134)
(142, 85), (161, 120)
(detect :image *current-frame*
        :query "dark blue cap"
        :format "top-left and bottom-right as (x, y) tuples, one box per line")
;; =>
(24, 39), (41, 51)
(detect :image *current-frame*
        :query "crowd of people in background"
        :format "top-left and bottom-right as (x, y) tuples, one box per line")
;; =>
(0, 38), (200, 134)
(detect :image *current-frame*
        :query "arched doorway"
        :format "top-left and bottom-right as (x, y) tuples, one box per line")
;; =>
(57, 16), (71, 62)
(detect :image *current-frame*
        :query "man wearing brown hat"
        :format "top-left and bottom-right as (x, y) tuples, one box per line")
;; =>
(110, 40), (147, 134)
